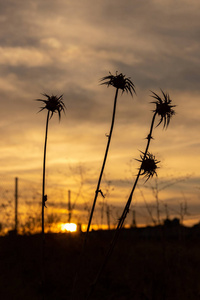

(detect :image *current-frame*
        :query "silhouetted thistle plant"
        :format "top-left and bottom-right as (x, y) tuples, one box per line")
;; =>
(151, 90), (175, 128)
(101, 72), (136, 96)
(86, 90), (175, 300)
(37, 94), (65, 236)
(85, 72), (135, 238)
(37, 93), (65, 299)
(136, 151), (160, 182)
(117, 89), (175, 228)
(71, 72), (135, 300)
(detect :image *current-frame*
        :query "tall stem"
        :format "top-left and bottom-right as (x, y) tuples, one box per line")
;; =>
(85, 88), (119, 237)
(42, 110), (50, 237)
(71, 88), (119, 300)
(41, 110), (50, 300)
(86, 112), (157, 300)
(118, 111), (157, 229)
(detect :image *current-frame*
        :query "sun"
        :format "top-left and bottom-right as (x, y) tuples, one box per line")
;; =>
(60, 223), (77, 232)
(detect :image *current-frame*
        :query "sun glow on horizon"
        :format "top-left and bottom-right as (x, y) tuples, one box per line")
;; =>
(60, 223), (77, 232)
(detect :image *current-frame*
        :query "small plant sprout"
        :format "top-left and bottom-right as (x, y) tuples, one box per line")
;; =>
(86, 90), (176, 300)
(71, 72), (135, 300)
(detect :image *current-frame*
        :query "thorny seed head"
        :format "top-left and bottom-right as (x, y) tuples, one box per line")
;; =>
(36, 94), (65, 120)
(100, 71), (136, 96)
(151, 90), (175, 129)
(136, 151), (160, 182)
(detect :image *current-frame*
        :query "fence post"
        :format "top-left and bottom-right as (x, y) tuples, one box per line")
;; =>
(15, 177), (18, 233)
(68, 190), (71, 223)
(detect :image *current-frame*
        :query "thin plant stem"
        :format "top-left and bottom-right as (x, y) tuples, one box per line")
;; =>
(117, 111), (157, 229)
(41, 110), (50, 300)
(71, 88), (119, 300)
(42, 110), (50, 238)
(36, 93), (65, 300)
(86, 88), (119, 238)
(86, 111), (157, 300)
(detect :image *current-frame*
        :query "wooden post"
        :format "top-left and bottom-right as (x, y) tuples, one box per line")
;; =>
(15, 177), (18, 233)
(68, 190), (71, 223)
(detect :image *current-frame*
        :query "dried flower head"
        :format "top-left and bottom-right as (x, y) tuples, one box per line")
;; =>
(36, 94), (65, 120)
(151, 90), (175, 128)
(100, 72), (136, 96)
(136, 151), (160, 182)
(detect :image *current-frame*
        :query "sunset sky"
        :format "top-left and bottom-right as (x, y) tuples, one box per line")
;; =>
(0, 0), (199, 229)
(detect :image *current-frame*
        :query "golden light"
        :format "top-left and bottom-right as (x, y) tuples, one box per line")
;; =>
(60, 223), (77, 232)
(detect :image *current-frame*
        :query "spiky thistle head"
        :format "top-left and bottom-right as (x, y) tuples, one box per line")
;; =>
(36, 94), (65, 120)
(136, 151), (160, 182)
(100, 71), (136, 96)
(151, 90), (175, 129)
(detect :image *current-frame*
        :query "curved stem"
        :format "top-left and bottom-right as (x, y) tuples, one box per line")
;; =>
(118, 111), (157, 228)
(86, 112), (157, 300)
(85, 88), (119, 237)
(71, 88), (119, 300)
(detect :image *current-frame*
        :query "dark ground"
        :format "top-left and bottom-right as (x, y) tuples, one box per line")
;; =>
(0, 224), (200, 300)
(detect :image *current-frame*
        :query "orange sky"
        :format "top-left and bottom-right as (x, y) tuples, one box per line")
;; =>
(0, 0), (199, 230)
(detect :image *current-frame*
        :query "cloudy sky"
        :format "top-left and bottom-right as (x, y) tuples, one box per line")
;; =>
(0, 0), (200, 228)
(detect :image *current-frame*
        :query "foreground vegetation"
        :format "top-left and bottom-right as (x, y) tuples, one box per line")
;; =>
(0, 73), (178, 299)
(1, 225), (200, 300)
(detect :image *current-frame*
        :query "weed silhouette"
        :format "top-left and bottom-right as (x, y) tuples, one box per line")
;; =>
(36, 93), (65, 300)
(86, 90), (176, 300)
(71, 72), (135, 300)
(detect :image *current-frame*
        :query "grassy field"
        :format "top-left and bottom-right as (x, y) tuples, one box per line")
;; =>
(0, 226), (200, 300)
